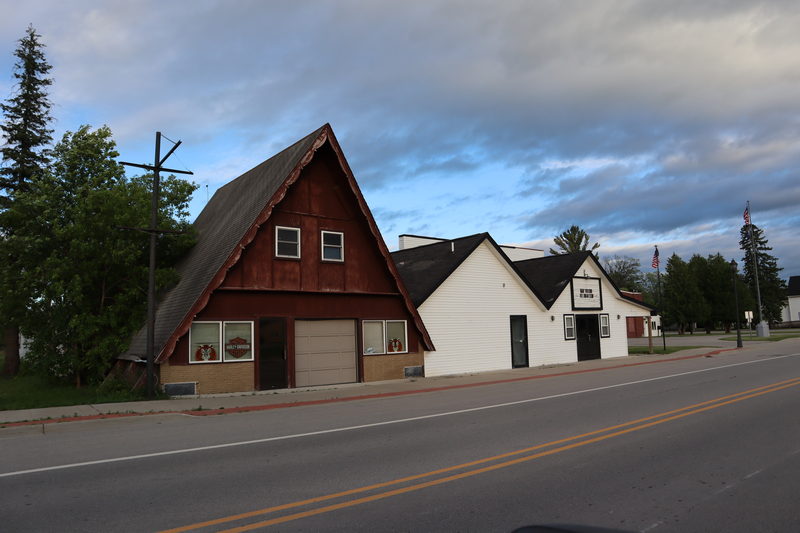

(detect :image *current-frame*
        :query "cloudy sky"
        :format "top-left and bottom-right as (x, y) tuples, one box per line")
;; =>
(2, 1), (798, 277)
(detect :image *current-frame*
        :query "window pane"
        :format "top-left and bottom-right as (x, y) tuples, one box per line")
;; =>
(277, 241), (298, 257)
(323, 232), (341, 246)
(276, 227), (300, 258)
(564, 316), (575, 340)
(322, 231), (343, 261)
(323, 245), (342, 261)
(277, 228), (298, 242)
(363, 321), (385, 355)
(223, 322), (253, 361)
(386, 321), (407, 353)
(191, 322), (220, 362)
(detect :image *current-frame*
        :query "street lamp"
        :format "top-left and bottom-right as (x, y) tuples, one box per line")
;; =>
(730, 259), (743, 348)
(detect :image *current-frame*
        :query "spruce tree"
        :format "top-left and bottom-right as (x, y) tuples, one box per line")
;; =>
(739, 224), (787, 324)
(0, 24), (53, 203)
(0, 25), (53, 377)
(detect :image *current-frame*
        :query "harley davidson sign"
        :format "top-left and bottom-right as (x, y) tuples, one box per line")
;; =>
(225, 336), (251, 359)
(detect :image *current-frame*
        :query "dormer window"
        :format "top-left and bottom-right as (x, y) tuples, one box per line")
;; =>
(275, 226), (300, 258)
(321, 231), (344, 262)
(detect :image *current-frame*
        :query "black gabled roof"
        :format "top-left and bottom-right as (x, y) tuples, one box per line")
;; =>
(514, 252), (593, 309)
(391, 233), (487, 307)
(788, 276), (800, 296)
(124, 125), (329, 360)
(514, 251), (655, 311)
(391, 233), (547, 307)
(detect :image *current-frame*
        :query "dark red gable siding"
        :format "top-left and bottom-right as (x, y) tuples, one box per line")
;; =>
(221, 143), (396, 294)
(167, 141), (421, 377)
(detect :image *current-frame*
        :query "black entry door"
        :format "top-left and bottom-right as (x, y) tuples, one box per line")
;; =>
(259, 318), (287, 390)
(510, 315), (529, 368)
(575, 314), (601, 361)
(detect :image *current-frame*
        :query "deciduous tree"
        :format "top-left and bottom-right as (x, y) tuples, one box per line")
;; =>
(0, 126), (196, 384)
(602, 255), (643, 291)
(663, 253), (707, 334)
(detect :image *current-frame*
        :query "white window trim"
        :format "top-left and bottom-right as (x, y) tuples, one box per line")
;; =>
(564, 314), (576, 341)
(275, 225), (301, 259)
(321, 230), (344, 262)
(362, 319), (409, 355)
(363, 320), (386, 355)
(600, 314), (610, 338)
(190, 320), (255, 363)
(189, 321), (222, 364)
(222, 321), (255, 362)
(386, 320), (408, 354)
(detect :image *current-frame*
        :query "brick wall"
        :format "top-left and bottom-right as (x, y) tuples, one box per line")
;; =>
(160, 360), (254, 394)
(363, 349), (424, 382)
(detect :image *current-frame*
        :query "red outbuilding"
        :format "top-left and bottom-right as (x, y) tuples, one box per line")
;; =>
(123, 124), (433, 394)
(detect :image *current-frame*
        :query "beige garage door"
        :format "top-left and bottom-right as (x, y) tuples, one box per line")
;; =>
(295, 320), (357, 387)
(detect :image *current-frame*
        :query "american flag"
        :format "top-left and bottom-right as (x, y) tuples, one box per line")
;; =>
(651, 247), (659, 269)
(743, 205), (751, 225)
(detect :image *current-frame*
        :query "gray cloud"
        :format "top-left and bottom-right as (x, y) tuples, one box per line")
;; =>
(3, 0), (799, 275)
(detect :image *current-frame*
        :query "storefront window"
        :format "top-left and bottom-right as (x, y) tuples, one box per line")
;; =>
(190, 322), (221, 363)
(223, 322), (254, 361)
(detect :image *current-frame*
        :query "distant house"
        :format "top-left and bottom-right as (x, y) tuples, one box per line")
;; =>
(122, 124), (432, 394)
(620, 290), (660, 338)
(392, 235), (655, 377)
(781, 276), (800, 325)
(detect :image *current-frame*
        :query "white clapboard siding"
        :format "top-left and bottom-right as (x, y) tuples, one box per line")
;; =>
(419, 241), (548, 377)
(550, 258), (651, 360)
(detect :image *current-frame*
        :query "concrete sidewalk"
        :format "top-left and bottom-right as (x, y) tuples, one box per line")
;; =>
(0, 343), (780, 427)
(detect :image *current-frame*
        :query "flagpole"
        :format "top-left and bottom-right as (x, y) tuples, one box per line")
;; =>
(745, 201), (767, 336)
(653, 245), (666, 351)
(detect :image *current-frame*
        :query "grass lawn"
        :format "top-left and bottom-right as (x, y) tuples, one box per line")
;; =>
(718, 333), (800, 342)
(628, 345), (711, 355)
(0, 351), (156, 411)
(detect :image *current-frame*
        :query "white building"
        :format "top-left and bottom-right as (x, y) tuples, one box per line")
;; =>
(781, 276), (800, 325)
(392, 234), (655, 377)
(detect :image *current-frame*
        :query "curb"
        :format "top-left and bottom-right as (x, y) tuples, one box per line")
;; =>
(1, 347), (738, 428)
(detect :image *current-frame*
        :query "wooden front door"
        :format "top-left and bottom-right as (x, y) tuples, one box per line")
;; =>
(576, 314), (601, 361)
(259, 317), (288, 390)
(510, 315), (529, 368)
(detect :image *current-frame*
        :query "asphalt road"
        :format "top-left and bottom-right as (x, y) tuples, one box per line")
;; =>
(2, 341), (800, 532)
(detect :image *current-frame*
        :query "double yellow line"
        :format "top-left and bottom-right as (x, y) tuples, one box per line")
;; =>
(162, 376), (800, 533)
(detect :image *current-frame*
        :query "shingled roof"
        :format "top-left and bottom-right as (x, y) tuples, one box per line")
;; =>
(513, 252), (593, 309)
(125, 124), (432, 362)
(391, 233), (546, 307)
(391, 234), (487, 307)
(788, 276), (800, 297)
(514, 251), (654, 311)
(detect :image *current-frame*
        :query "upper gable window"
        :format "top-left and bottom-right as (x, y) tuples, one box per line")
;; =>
(275, 226), (300, 259)
(321, 231), (344, 262)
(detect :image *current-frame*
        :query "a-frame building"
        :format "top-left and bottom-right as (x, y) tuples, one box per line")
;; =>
(123, 124), (433, 394)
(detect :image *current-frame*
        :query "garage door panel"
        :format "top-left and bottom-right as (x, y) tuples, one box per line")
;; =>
(295, 335), (355, 354)
(295, 368), (356, 388)
(295, 352), (353, 371)
(295, 320), (354, 336)
(294, 319), (357, 387)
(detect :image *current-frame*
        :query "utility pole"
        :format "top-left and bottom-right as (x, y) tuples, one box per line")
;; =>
(121, 132), (192, 398)
(745, 201), (769, 337)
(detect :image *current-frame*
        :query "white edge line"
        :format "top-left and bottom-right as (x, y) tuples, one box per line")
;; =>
(1, 354), (798, 479)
